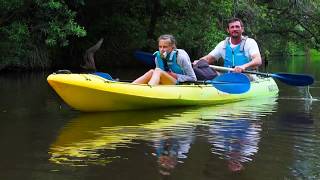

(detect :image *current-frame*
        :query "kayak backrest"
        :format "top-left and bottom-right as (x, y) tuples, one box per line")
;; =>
(93, 72), (114, 81)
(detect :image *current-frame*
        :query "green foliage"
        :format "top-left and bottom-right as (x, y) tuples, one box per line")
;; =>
(0, 22), (29, 69)
(4, 22), (30, 44)
(255, 0), (320, 54)
(287, 42), (302, 55)
(0, 0), (86, 70)
(0, 0), (23, 11)
(45, 18), (86, 47)
(310, 49), (320, 57)
(37, 0), (86, 47)
(1, 0), (320, 71)
(145, 0), (232, 58)
(203, 23), (226, 54)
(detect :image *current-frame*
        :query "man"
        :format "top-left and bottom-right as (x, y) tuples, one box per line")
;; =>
(195, 18), (262, 73)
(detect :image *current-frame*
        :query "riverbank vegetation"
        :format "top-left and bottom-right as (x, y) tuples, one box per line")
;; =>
(0, 0), (319, 71)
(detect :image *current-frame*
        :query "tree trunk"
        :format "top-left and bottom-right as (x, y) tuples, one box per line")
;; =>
(146, 0), (160, 49)
(81, 38), (104, 72)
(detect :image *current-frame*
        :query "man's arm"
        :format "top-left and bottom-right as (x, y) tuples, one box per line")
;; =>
(199, 54), (216, 64)
(249, 53), (262, 68)
(234, 38), (262, 72)
(234, 53), (261, 72)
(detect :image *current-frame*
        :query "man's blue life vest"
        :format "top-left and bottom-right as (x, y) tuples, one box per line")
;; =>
(223, 36), (248, 68)
(154, 50), (183, 74)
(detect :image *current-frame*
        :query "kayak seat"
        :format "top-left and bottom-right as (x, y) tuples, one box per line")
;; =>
(55, 69), (72, 74)
(93, 72), (114, 81)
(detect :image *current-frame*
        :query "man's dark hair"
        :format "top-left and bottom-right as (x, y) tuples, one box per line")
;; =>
(227, 18), (244, 28)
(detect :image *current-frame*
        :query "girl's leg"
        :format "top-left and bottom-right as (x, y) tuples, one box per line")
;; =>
(148, 68), (177, 85)
(132, 69), (154, 84)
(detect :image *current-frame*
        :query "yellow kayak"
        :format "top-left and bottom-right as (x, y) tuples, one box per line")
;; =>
(47, 72), (279, 112)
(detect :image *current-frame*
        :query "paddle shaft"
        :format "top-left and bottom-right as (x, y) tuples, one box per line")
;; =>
(210, 65), (314, 86)
(209, 65), (270, 76)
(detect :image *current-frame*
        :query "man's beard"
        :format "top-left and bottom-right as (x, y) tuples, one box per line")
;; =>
(231, 33), (240, 39)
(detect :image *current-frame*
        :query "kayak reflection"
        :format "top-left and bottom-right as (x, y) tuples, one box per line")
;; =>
(49, 108), (199, 166)
(49, 97), (278, 171)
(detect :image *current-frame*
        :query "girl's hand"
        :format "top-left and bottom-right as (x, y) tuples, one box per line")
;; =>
(168, 71), (177, 79)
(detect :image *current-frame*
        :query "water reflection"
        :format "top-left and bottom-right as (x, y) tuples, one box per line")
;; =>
(49, 108), (199, 167)
(275, 98), (320, 179)
(154, 133), (193, 175)
(290, 127), (320, 179)
(202, 98), (277, 173)
(208, 118), (261, 172)
(49, 97), (278, 174)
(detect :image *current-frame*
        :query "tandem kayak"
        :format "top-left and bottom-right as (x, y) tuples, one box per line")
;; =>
(47, 72), (279, 112)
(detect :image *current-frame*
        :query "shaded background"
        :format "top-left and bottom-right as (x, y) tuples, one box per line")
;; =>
(0, 0), (320, 72)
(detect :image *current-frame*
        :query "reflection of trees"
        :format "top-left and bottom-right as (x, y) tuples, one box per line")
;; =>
(290, 127), (320, 179)
(274, 96), (318, 179)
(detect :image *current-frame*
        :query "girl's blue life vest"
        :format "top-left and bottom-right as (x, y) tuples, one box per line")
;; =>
(154, 50), (184, 74)
(223, 36), (249, 68)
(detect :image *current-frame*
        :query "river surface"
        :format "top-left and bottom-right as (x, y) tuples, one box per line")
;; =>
(0, 56), (319, 180)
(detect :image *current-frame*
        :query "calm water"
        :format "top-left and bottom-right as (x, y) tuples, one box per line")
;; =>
(0, 57), (320, 180)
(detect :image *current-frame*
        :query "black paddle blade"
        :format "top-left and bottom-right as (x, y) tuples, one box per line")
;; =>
(272, 73), (314, 86)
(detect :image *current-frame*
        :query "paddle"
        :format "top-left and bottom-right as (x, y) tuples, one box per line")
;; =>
(207, 72), (250, 94)
(134, 51), (156, 67)
(210, 65), (314, 86)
